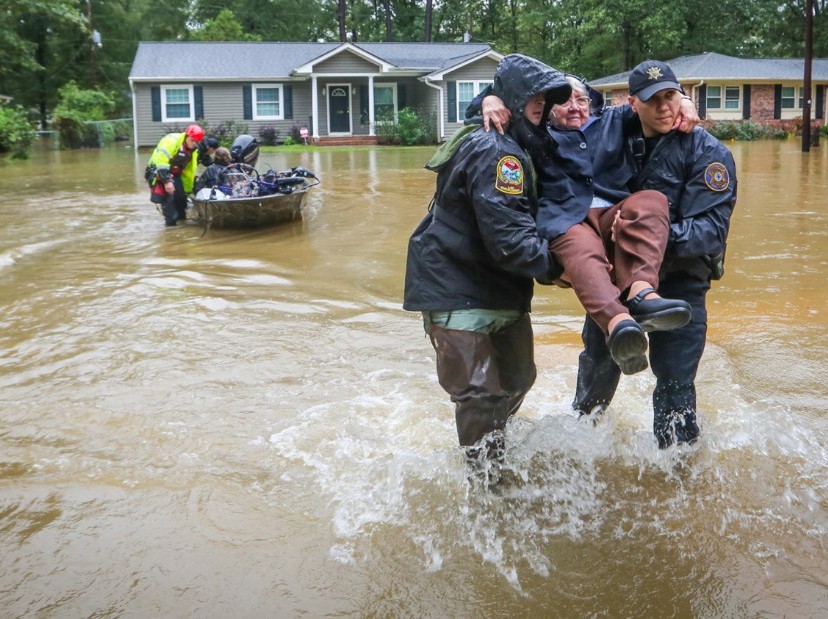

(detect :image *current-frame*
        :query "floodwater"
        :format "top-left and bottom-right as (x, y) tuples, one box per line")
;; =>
(1, 139), (826, 617)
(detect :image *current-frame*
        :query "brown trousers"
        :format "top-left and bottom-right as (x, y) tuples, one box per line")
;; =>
(428, 314), (536, 447)
(549, 190), (669, 333)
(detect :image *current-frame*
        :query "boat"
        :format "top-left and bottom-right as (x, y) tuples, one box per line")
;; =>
(191, 165), (319, 232)
(188, 134), (320, 233)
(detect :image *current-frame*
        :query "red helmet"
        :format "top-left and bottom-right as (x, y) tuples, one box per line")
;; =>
(185, 124), (205, 141)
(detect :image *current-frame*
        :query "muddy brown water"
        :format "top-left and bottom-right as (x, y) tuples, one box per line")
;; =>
(1, 140), (826, 617)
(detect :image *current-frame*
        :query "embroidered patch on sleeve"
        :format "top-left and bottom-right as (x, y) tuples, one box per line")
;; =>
(495, 156), (524, 195)
(704, 162), (730, 191)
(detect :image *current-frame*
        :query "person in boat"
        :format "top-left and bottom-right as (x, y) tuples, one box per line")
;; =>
(403, 53), (570, 469)
(197, 136), (220, 167)
(146, 124), (205, 226)
(193, 146), (232, 195)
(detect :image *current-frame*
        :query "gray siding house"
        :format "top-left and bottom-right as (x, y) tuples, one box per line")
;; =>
(590, 52), (828, 126)
(129, 41), (503, 147)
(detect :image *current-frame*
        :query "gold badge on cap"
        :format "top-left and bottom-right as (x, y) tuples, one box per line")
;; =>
(646, 66), (663, 81)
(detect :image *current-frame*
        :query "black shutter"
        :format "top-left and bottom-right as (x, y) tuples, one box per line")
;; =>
(284, 85), (293, 119)
(742, 84), (751, 120)
(447, 81), (456, 122)
(773, 85), (782, 119)
(360, 85), (369, 123)
(816, 85), (824, 120)
(243, 85), (253, 120)
(151, 86), (161, 122)
(398, 84), (407, 109)
(194, 86), (204, 120)
(698, 84), (707, 118)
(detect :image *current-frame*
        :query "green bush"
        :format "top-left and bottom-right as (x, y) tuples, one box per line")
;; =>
(0, 105), (36, 159)
(704, 120), (787, 141)
(375, 107), (437, 146)
(197, 120), (249, 147)
(51, 81), (119, 149)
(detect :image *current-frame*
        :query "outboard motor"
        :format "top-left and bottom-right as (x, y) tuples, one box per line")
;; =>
(230, 134), (260, 167)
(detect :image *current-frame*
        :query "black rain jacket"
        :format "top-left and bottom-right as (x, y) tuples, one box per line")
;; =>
(403, 54), (570, 312)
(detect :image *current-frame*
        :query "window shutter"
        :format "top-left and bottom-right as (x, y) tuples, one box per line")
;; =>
(816, 85), (824, 120)
(698, 84), (707, 118)
(360, 85), (369, 123)
(398, 84), (407, 109)
(447, 81), (456, 123)
(773, 85), (782, 119)
(194, 86), (204, 120)
(243, 85), (253, 120)
(284, 85), (293, 119)
(151, 86), (161, 122)
(742, 84), (751, 120)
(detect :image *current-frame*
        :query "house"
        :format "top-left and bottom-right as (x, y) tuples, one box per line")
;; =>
(128, 41), (503, 147)
(589, 52), (828, 128)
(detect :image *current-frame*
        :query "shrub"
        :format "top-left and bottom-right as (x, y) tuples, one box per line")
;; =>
(374, 107), (437, 146)
(165, 120), (250, 147)
(703, 119), (786, 141)
(258, 124), (280, 145)
(283, 136), (297, 146)
(51, 81), (119, 149)
(0, 105), (36, 159)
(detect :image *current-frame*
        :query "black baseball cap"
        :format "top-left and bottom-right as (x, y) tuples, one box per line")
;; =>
(628, 60), (682, 101)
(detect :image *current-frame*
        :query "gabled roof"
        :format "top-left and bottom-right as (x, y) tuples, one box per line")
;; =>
(589, 52), (828, 88)
(129, 41), (494, 82)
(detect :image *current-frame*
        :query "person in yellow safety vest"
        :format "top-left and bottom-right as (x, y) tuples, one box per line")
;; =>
(147, 124), (204, 226)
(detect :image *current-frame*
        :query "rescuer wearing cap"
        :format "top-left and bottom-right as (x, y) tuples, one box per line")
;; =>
(146, 124), (205, 226)
(573, 60), (738, 448)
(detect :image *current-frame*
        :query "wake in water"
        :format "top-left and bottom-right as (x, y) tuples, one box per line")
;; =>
(267, 339), (828, 595)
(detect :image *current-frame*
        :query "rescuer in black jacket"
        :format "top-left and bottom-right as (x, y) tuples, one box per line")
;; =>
(403, 54), (570, 460)
(573, 60), (737, 448)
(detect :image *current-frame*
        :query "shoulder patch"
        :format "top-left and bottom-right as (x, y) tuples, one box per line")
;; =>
(495, 155), (524, 195)
(704, 162), (730, 192)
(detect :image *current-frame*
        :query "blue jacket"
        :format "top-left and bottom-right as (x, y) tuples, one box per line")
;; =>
(629, 129), (737, 279)
(535, 105), (639, 239)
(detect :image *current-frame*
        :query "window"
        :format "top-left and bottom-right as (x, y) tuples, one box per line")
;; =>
(374, 84), (397, 122)
(705, 85), (740, 110)
(798, 86), (814, 109)
(781, 86), (796, 109)
(161, 85), (194, 122)
(253, 84), (283, 120)
(457, 80), (493, 120)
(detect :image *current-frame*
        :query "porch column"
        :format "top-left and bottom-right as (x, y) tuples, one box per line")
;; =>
(311, 75), (320, 139)
(368, 76), (375, 136)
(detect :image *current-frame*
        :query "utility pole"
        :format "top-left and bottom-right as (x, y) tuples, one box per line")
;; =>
(802, 0), (813, 152)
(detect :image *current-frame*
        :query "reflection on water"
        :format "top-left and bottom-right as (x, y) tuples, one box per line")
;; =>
(1, 140), (827, 616)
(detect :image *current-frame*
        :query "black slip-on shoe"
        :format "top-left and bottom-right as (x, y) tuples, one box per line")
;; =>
(607, 319), (648, 375)
(624, 287), (692, 333)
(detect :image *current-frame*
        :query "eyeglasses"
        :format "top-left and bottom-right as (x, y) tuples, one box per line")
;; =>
(557, 95), (591, 109)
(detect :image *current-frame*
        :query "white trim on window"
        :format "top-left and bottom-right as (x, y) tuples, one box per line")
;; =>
(705, 85), (741, 111)
(373, 83), (398, 123)
(161, 84), (194, 123)
(252, 83), (284, 120)
(456, 80), (493, 121)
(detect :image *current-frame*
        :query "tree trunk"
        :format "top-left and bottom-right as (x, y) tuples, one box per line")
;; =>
(338, 0), (347, 41)
(384, 0), (393, 41)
